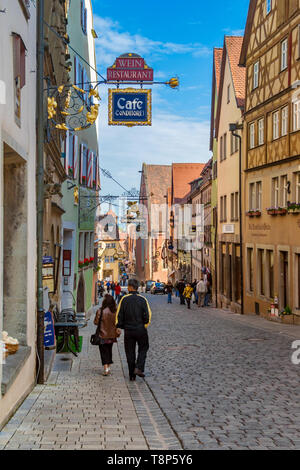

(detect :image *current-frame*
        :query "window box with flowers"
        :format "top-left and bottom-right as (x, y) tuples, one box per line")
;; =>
(246, 210), (261, 218)
(267, 207), (287, 216)
(287, 202), (300, 214)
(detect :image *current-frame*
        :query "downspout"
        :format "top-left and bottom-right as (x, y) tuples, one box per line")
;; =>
(36, 0), (45, 384)
(232, 130), (244, 315)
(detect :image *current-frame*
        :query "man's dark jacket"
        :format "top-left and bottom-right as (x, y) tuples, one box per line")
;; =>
(116, 292), (152, 330)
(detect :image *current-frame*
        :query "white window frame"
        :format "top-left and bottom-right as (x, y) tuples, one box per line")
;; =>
(281, 38), (288, 71)
(250, 122), (255, 149)
(256, 181), (262, 210)
(282, 106), (288, 136)
(258, 118), (264, 145)
(273, 111), (280, 140)
(249, 183), (255, 211)
(272, 177), (279, 207)
(280, 175), (288, 208)
(253, 61), (259, 89)
(296, 172), (300, 204)
(293, 99), (300, 131)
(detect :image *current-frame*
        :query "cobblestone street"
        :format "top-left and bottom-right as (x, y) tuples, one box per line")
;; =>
(1, 295), (300, 450)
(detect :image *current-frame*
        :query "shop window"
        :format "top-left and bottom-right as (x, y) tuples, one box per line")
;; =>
(267, 250), (274, 299)
(258, 249), (265, 296)
(63, 250), (72, 277)
(247, 248), (254, 292)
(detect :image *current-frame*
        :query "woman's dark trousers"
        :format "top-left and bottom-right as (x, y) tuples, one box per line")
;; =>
(99, 343), (113, 365)
(124, 329), (149, 378)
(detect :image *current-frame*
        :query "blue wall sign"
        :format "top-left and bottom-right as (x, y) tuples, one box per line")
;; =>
(44, 311), (56, 349)
(108, 88), (152, 126)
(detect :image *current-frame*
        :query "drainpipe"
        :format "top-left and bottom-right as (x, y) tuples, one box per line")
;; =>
(230, 123), (244, 315)
(36, 0), (45, 384)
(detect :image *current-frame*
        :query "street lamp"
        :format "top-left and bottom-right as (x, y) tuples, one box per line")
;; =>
(229, 122), (244, 315)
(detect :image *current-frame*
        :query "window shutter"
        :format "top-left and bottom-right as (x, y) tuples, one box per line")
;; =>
(65, 130), (70, 174)
(87, 150), (93, 187)
(73, 135), (79, 179)
(80, 143), (84, 184)
(96, 155), (100, 189)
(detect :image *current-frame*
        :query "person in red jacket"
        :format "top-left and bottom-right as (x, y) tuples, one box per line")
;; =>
(115, 283), (122, 304)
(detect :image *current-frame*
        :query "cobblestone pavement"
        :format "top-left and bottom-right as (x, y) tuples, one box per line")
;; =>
(142, 294), (300, 450)
(1, 296), (300, 450)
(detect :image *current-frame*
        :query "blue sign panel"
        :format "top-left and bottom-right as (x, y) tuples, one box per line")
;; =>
(109, 89), (151, 126)
(44, 311), (56, 348)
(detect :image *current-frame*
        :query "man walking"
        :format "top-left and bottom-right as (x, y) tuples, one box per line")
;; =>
(166, 281), (173, 304)
(116, 279), (152, 381)
(196, 276), (207, 308)
(176, 279), (186, 305)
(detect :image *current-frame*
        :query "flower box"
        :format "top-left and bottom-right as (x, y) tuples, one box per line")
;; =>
(267, 208), (277, 216)
(287, 203), (300, 214)
(266, 207), (287, 216)
(246, 210), (261, 217)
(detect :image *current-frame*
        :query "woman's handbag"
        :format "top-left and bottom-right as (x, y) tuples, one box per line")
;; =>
(90, 309), (106, 346)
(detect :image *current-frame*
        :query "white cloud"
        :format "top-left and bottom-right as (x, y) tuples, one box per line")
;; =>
(93, 16), (210, 69)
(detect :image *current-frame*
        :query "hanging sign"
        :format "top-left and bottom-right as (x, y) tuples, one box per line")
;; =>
(107, 53), (154, 82)
(108, 88), (152, 126)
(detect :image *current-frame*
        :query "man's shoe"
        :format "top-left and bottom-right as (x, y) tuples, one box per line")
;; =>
(134, 368), (145, 378)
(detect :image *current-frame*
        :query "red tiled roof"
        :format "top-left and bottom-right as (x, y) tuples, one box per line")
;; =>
(225, 36), (246, 108)
(214, 48), (223, 94)
(143, 164), (172, 204)
(172, 163), (205, 204)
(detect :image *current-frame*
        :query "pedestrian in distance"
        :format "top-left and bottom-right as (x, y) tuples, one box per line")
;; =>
(196, 277), (207, 308)
(166, 281), (173, 304)
(116, 279), (152, 381)
(111, 281), (115, 299)
(115, 282), (121, 304)
(183, 283), (193, 309)
(94, 295), (121, 376)
(191, 279), (198, 304)
(176, 279), (186, 305)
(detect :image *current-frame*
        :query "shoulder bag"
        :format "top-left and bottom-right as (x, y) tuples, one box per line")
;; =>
(90, 309), (106, 346)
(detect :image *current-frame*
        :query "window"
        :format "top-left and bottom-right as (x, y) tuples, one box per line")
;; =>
(81, 0), (87, 35)
(253, 61), (259, 89)
(223, 133), (227, 160)
(272, 177), (279, 207)
(249, 183), (255, 210)
(266, 0), (272, 14)
(13, 33), (26, 125)
(280, 175), (288, 207)
(296, 253), (300, 309)
(79, 232), (84, 261)
(92, 154), (97, 189)
(256, 181), (262, 210)
(258, 118), (264, 145)
(298, 25), (300, 59)
(231, 193), (234, 221)
(80, 144), (88, 185)
(247, 248), (254, 292)
(84, 232), (90, 259)
(250, 122), (255, 149)
(296, 172), (300, 204)
(220, 136), (223, 161)
(267, 250), (274, 299)
(273, 111), (279, 139)
(293, 99), (300, 131)
(231, 133), (239, 154)
(258, 249), (265, 296)
(282, 106), (288, 136)
(227, 85), (230, 103)
(224, 195), (227, 222)
(235, 192), (239, 220)
(281, 38), (288, 71)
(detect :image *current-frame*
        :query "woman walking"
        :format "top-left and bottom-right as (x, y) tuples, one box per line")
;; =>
(94, 295), (121, 376)
(183, 283), (194, 309)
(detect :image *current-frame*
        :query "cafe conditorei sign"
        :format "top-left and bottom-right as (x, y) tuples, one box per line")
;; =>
(108, 88), (152, 127)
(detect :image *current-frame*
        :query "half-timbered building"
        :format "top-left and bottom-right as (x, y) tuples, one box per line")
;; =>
(240, 0), (300, 321)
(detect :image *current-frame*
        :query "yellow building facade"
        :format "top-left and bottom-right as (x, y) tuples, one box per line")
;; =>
(240, 0), (300, 322)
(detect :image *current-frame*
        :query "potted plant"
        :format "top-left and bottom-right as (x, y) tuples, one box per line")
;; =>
(277, 206), (287, 215)
(78, 260), (84, 269)
(280, 306), (294, 324)
(267, 207), (277, 216)
(287, 202), (300, 214)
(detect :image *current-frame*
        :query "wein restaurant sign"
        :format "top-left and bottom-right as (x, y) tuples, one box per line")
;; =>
(107, 53), (154, 82)
(108, 88), (152, 127)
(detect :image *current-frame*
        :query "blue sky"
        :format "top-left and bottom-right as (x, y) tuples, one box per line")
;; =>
(91, 0), (250, 197)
